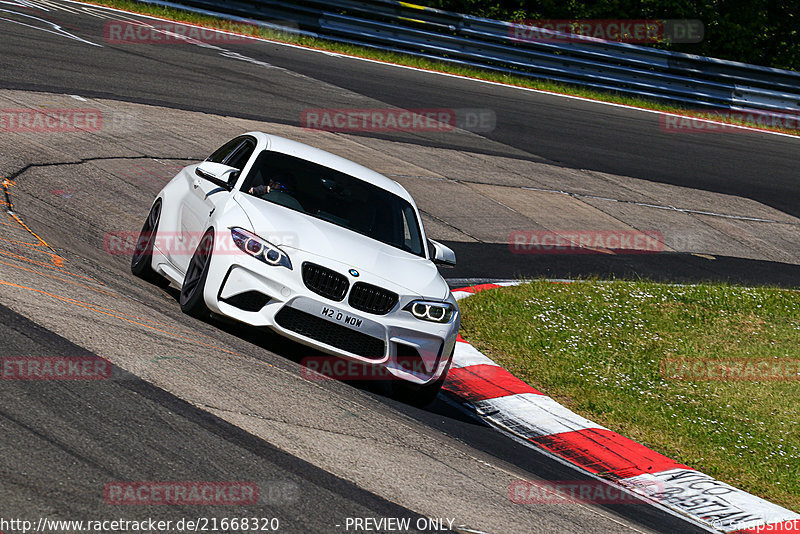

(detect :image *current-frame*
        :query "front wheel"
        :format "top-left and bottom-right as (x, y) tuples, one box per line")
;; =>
(180, 229), (214, 318)
(391, 356), (452, 408)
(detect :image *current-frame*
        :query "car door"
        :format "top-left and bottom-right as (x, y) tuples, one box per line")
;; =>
(175, 136), (256, 273)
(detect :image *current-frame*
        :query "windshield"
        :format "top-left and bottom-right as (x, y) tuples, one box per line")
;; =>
(242, 151), (425, 257)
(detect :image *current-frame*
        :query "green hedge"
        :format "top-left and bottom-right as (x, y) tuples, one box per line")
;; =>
(417, 0), (798, 70)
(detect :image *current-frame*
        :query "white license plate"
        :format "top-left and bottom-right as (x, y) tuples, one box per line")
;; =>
(320, 306), (363, 328)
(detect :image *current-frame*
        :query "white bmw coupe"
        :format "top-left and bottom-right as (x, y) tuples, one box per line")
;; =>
(131, 132), (459, 404)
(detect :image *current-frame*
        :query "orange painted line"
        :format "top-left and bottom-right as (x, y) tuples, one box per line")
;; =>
(70, 291), (236, 345)
(0, 234), (41, 248)
(0, 278), (240, 356)
(1, 247), (228, 346)
(0, 258), (230, 344)
(0, 261), (229, 349)
(8, 212), (64, 263)
(74, 295), (236, 345)
(0, 258), (118, 297)
(0, 248), (97, 282)
(0, 239), (67, 269)
(3, 210), (66, 267)
(2, 179), (66, 266)
(1, 178), (13, 210)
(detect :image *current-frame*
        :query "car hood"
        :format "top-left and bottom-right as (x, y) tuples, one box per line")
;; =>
(235, 194), (449, 299)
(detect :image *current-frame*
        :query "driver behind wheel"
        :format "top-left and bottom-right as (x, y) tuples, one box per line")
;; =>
(248, 172), (303, 211)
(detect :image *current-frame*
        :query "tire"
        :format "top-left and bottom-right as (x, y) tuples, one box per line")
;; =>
(179, 229), (214, 318)
(391, 355), (452, 408)
(131, 199), (167, 286)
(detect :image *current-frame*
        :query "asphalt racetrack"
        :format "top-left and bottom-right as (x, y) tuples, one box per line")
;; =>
(1, 1), (798, 532)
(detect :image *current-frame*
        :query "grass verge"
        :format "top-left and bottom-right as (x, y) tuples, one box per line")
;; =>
(458, 280), (800, 511)
(81, 0), (799, 136)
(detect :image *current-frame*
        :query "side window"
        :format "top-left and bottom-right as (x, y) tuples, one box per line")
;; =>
(206, 138), (243, 164)
(401, 205), (423, 255)
(225, 139), (256, 171)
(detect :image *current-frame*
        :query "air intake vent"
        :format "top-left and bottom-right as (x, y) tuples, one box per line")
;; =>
(221, 291), (270, 312)
(349, 282), (398, 315)
(275, 307), (385, 359)
(302, 262), (349, 301)
(395, 343), (426, 375)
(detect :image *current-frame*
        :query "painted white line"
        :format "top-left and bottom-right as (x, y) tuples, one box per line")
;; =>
(0, 0), (48, 9)
(37, 0), (82, 13)
(0, 8), (101, 46)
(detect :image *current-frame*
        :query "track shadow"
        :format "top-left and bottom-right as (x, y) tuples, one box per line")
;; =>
(190, 310), (482, 426)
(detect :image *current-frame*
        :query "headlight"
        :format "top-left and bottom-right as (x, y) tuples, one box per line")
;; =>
(404, 300), (455, 323)
(231, 227), (292, 270)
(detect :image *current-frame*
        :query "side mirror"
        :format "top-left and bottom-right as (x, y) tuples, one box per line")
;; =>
(195, 161), (239, 190)
(428, 239), (456, 266)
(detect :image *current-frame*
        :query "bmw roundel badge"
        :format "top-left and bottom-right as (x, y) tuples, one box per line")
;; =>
(348, 269), (359, 277)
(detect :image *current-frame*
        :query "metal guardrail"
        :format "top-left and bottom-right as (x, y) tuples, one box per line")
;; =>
(142, 0), (800, 115)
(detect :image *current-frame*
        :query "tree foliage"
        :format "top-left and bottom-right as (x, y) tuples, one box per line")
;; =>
(419, 0), (799, 70)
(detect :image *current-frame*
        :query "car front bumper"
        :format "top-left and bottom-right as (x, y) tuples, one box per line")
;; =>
(201, 247), (459, 386)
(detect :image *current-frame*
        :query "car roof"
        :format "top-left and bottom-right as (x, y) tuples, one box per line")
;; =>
(243, 131), (414, 203)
